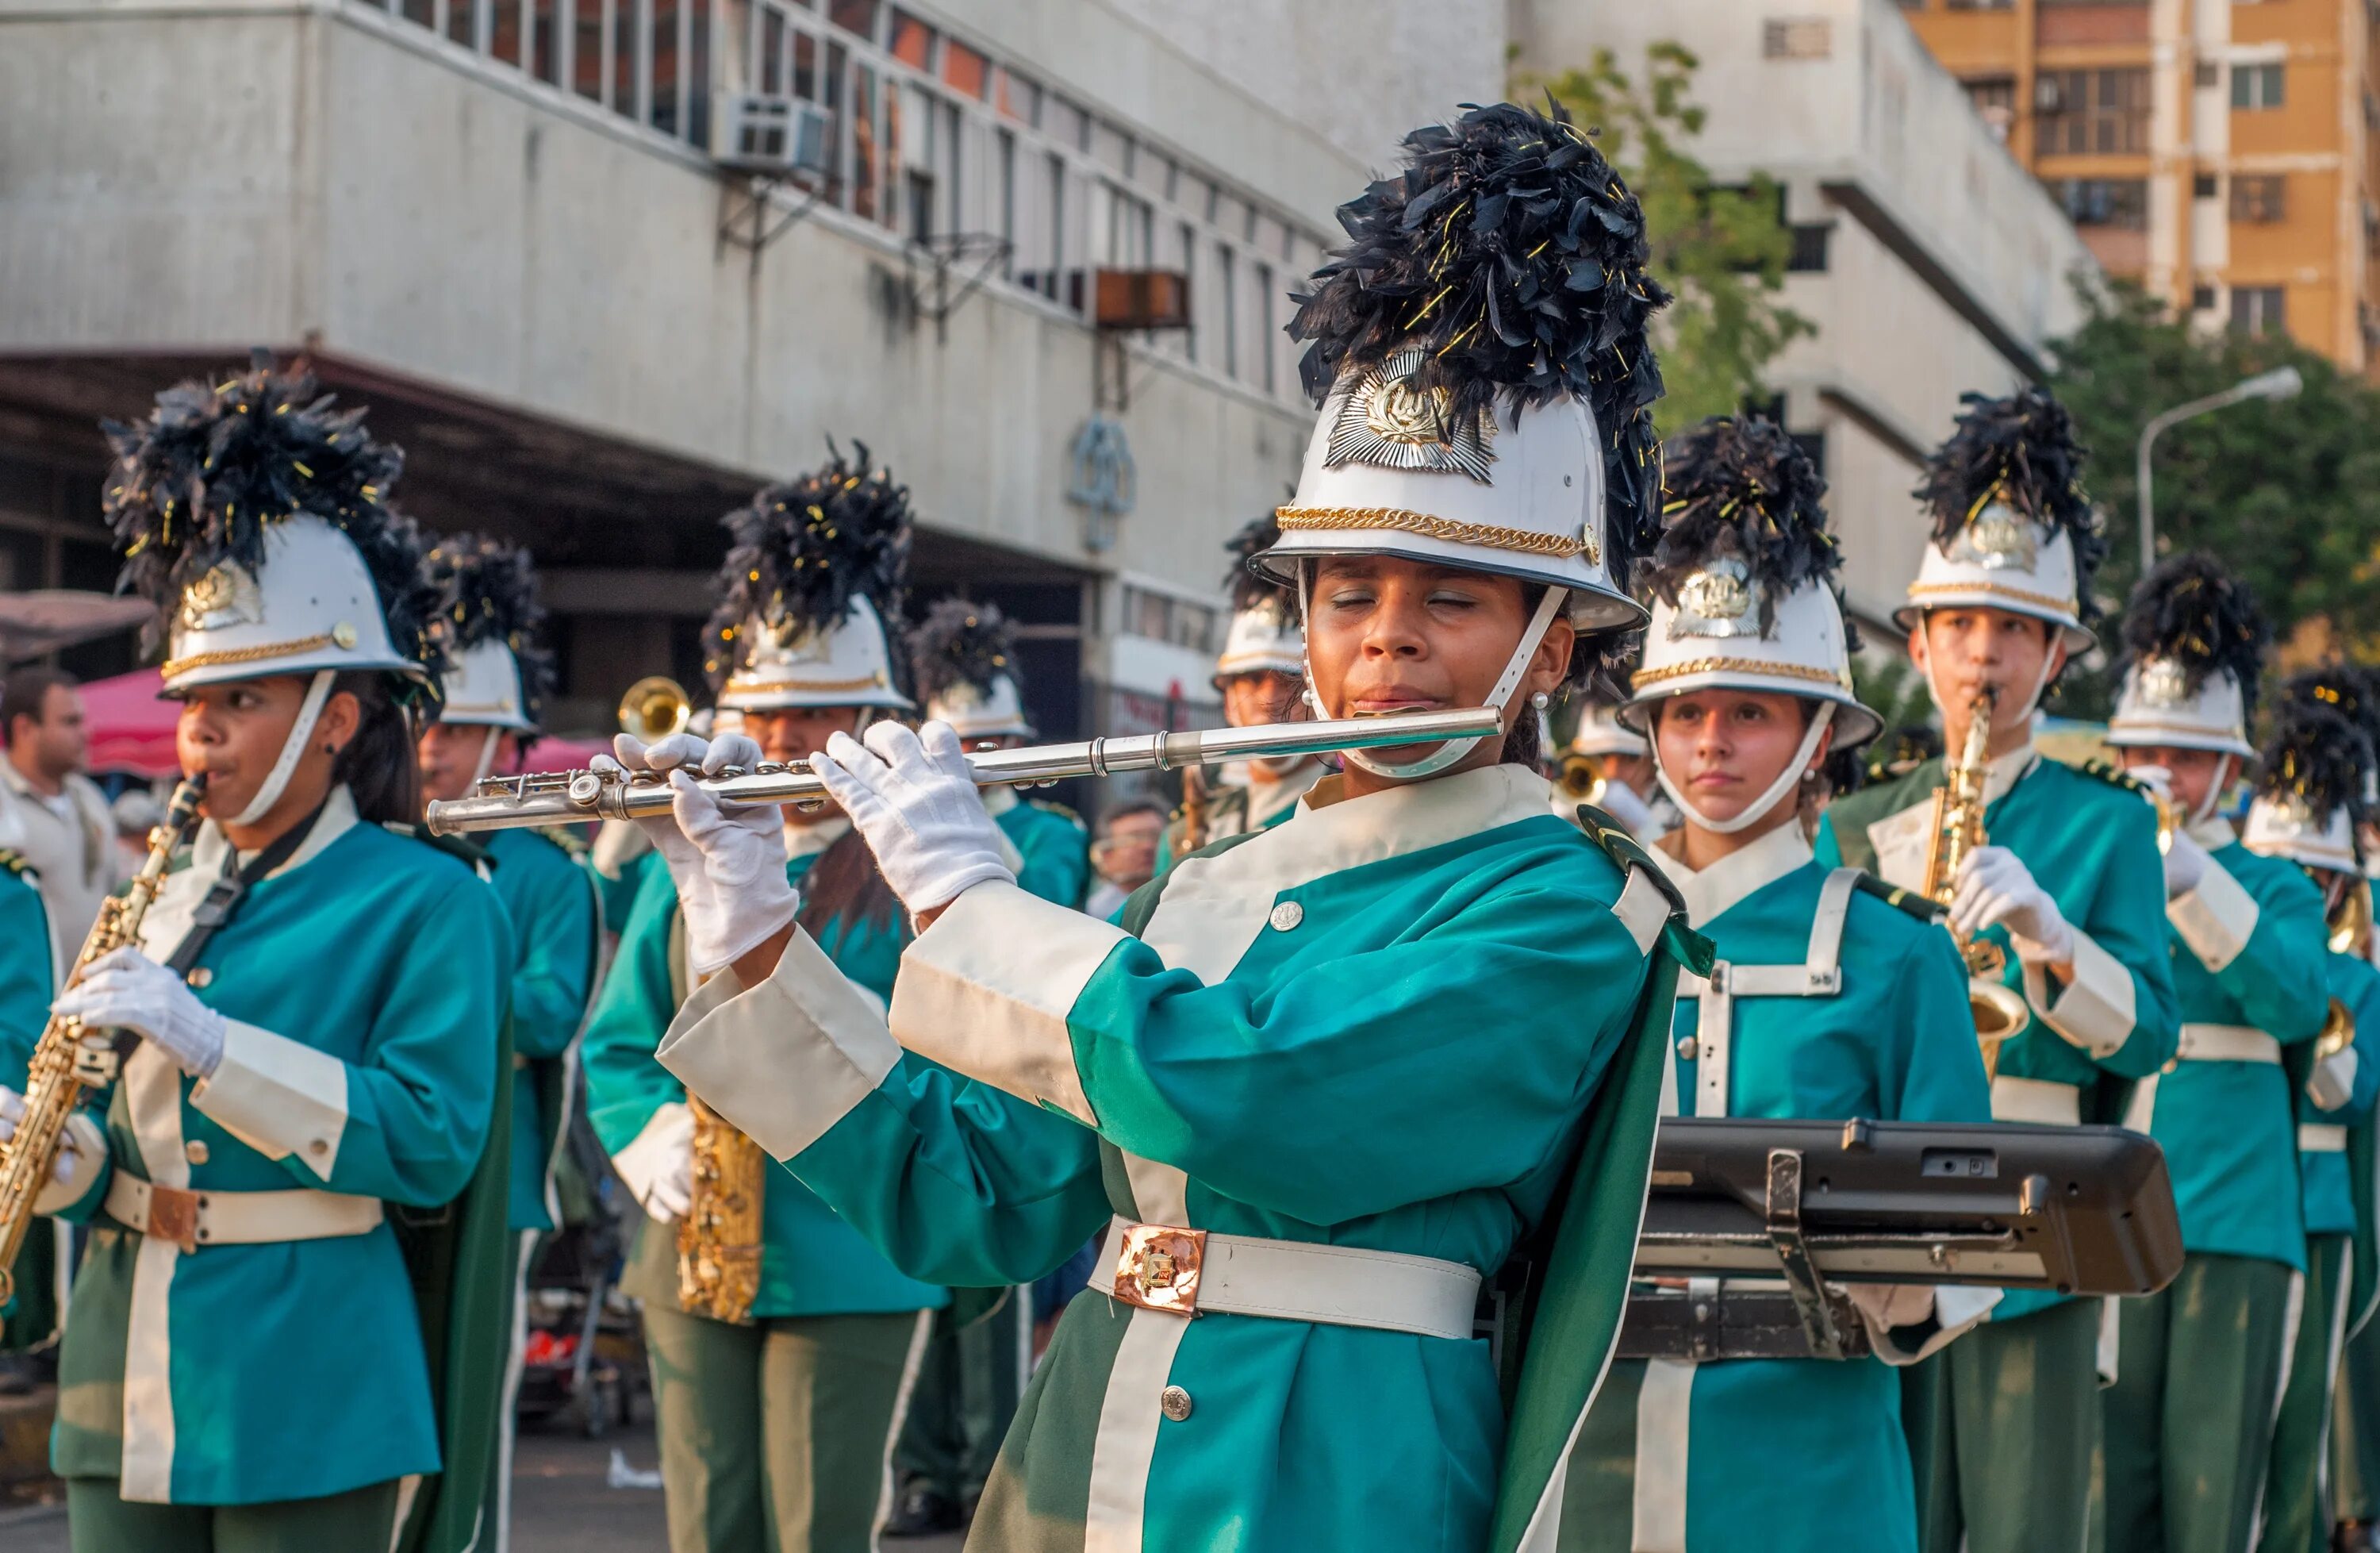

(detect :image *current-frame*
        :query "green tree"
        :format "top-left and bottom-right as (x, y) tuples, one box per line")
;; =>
(2044, 280), (2380, 714)
(1521, 43), (1814, 433)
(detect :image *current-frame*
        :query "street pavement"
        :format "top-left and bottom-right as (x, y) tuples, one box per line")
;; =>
(0, 1419), (967, 1552)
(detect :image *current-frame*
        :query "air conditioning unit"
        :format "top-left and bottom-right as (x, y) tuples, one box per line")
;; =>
(715, 94), (833, 178)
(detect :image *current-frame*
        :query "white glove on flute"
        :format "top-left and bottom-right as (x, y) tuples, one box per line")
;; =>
(601, 730), (798, 975)
(809, 721), (1016, 915)
(51, 947), (227, 1077)
(1950, 845), (2075, 967)
(0, 1085), (92, 1190)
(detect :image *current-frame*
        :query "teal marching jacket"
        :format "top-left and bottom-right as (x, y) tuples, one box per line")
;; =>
(0, 855), (53, 1332)
(2302, 950), (2380, 1239)
(1818, 746), (2180, 1320)
(2122, 817), (2329, 1270)
(580, 820), (946, 1319)
(1561, 824), (1995, 1553)
(485, 827), (600, 1232)
(653, 765), (1695, 1551)
(41, 790), (509, 1506)
(986, 787), (1090, 910)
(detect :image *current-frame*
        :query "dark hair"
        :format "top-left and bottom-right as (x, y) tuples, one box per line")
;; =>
(2, 667), (75, 740)
(796, 826), (902, 942)
(332, 671), (427, 826)
(1098, 798), (1169, 832)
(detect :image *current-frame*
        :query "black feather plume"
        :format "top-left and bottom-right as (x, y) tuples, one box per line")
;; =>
(1223, 515), (1297, 617)
(1916, 388), (2106, 623)
(423, 533), (557, 732)
(102, 351), (445, 682)
(2257, 698), (2371, 832)
(2286, 663), (2380, 761)
(703, 441), (912, 692)
(912, 598), (1019, 706)
(2119, 552), (2272, 724)
(1286, 98), (1670, 686)
(1645, 417), (1841, 636)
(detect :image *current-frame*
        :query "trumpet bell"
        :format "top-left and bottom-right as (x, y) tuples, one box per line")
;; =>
(1557, 752), (1608, 808)
(619, 676), (693, 744)
(2329, 877), (2373, 958)
(2317, 997), (2357, 1060)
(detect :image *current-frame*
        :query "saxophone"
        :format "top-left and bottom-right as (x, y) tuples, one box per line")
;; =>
(678, 1095), (766, 1323)
(1921, 689), (2031, 1078)
(0, 777), (206, 1302)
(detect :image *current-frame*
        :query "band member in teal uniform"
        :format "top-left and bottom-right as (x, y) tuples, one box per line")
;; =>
(2244, 672), (2380, 1553)
(416, 532), (601, 1553)
(1159, 516), (1319, 867)
(892, 596), (1086, 1533)
(2099, 555), (2329, 1553)
(0, 852), (55, 1381)
(579, 447), (943, 1553)
(2336, 831), (2380, 1553)
(1817, 390), (2180, 1553)
(22, 357), (511, 1552)
(1553, 702), (1675, 844)
(635, 101), (1710, 1552)
(1561, 417), (1995, 1553)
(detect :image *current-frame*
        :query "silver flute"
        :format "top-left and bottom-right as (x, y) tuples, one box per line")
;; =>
(424, 705), (1504, 836)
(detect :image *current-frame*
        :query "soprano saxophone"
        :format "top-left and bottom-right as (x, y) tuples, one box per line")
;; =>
(0, 778), (206, 1301)
(1920, 690), (2030, 1078)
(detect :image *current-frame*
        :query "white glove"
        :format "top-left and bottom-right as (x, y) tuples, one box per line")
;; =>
(603, 731), (797, 975)
(2125, 764), (2209, 897)
(0, 1086), (89, 1192)
(1847, 1282), (1936, 1332)
(809, 721), (1016, 915)
(612, 1101), (694, 1223)
(1950, 846), (2075, 967)
(1595, 779), (1657, 840)
(52, 946), (227, 1078)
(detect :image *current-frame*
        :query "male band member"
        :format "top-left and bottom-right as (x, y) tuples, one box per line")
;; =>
(1818, 390), (2180, 1553)
(2102, 554), (2328, 1553)
(418, 533), (601, 1553)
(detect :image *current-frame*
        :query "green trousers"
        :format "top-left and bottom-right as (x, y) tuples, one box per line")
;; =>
(895, 1284), (1031, 1505)
(2, 1220), (59, 1352)
(2259, 1236), (2351, 1553)
(2335, 1270), (2380, 1523)
(2104, 1251), (2301, 1553)
(1904, 1297), (2102, 1553)
(641, 1300), (931, 1553)
(480, 1228), (537, 1553)
(65, 1474), (399, 1552)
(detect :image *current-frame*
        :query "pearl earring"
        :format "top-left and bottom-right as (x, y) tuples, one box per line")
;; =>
(1530, 690), (1550, 710)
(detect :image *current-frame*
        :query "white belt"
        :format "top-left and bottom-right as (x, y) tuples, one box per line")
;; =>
(106, 1173), (384, 1251)
(1991, 1075), (2082, 1127)
(1097, 1217), (1480, 1342)
(2176, 1024), (2282, 1064)
(2300, 1124), (2350, 1154)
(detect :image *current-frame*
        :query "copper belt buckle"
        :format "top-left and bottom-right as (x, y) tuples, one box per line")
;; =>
(145, 1183), (201, 1253)
(1112, 1224), (1207, 1317)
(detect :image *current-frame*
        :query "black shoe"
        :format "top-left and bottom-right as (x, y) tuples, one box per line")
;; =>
(883, 1485), (962, 1537)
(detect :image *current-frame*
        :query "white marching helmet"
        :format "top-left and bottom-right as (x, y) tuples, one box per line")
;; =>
(913, 597), (1034, 740)
(928, 673), (1031, 740)
(439, 640), (535, 732)
(1214, 598), (1306, 685)
(162, 515), (425, 694)
(1896, 513), (2093, 652)
(2244, 797), (2359, 875)
(1621, 572), (1879, 747)
(1568, 705), (1646, 760)
(2105, 661), (2256, 758)
(721, 593), (914, 714)
(2102, 555), (2268, 760)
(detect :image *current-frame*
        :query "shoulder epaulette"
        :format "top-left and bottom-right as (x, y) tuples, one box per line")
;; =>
(1029, 798), (1088, 832)
(1851, 871), (1947, 923)
(0, 848), (34, 883)
(2080, 759), (2149, 796)
(1570, 802), (1687, 917)
(386, 821), (496, 873)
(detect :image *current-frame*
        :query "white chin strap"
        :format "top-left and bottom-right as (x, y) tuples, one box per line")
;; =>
(466, 724), (506, 790)
(1652, 701), (1834, 835)
(1318, 583), (1570, 783)
(230, 669), (337, 827)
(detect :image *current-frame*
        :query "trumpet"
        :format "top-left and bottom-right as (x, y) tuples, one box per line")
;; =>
(1556, 751), (1608, 807)
(426, 705), (1506, 836)
(619, 675), (693, 744)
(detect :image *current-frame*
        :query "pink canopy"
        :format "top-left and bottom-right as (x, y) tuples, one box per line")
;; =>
(79, 669), (605, 781)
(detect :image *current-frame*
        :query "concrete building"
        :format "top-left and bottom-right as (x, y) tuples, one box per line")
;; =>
(0, 0), (1503, 753)
(1511, 0), (2100, 628)
(1902, 0), (2379, 371)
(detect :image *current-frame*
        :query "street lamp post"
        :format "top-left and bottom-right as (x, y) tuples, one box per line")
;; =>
(2135, 365), (2305, 575)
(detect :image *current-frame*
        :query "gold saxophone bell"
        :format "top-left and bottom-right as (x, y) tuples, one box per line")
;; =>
(1557, 751), (1609, 808)
(619, 676), (693, 744)
(2330, 876), (2373, 958)
(2317, 997), (2358, 1061)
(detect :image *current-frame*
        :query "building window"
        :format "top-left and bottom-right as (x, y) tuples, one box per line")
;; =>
(1944, 0), (2013, 9)
(2232, 63), (2285, 110)
(2194, 172), (2220, 199)
(1964, 77), (2016, 141)
(2230, 286), (2286, 335)
(2194, 60), (2221, 90)
(2046, 178), (2149, 230)
(1762, 18), (1833, 59)
(1787, 224), (1831, 271)
(2037, 69), (2152, 154)
(2192, 284), (2218, 312)
(1215, 243), (1238, 379)
(2230, 175), (2286, 223)
(1119, 586), (1218, 653)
